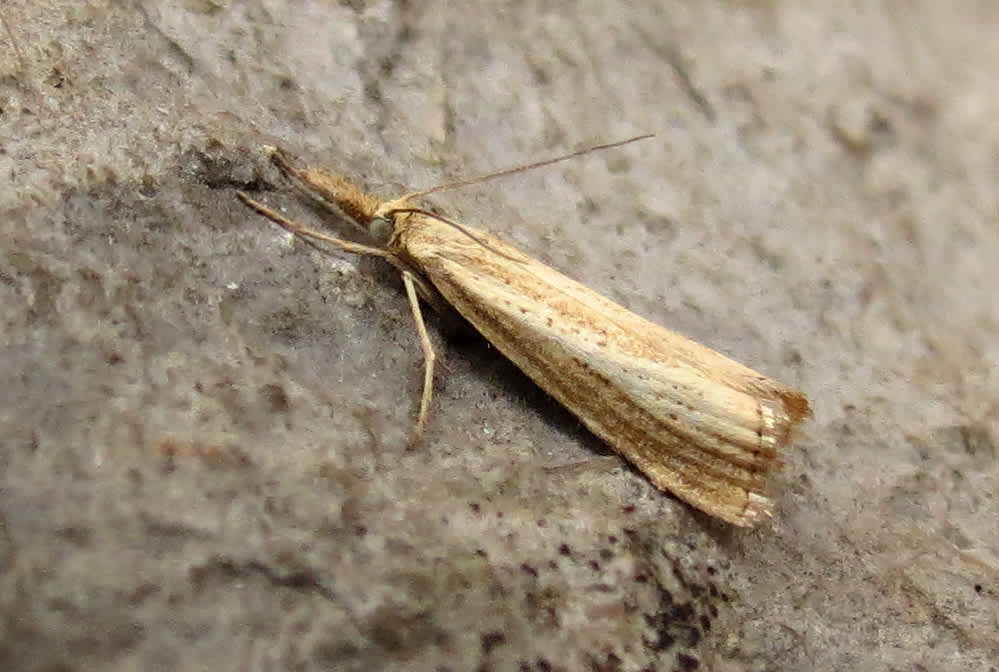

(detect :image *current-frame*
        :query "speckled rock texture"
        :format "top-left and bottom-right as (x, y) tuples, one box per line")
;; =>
(1, 2), (996, 671)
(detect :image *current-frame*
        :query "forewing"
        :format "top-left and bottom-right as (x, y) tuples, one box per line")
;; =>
(397, 215), (809, 525)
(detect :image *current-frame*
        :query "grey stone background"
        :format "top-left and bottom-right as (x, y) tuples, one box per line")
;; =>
(1, 1), (997, 670)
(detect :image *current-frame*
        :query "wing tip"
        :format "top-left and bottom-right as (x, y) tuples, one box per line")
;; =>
(738, 491), (775, 526)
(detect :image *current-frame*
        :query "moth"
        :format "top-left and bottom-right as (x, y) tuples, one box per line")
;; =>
(237, 137), (810, 526)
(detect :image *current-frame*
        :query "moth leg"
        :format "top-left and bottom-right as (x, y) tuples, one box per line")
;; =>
(402, 270), (436, 447)
(237, 191), (389, 259)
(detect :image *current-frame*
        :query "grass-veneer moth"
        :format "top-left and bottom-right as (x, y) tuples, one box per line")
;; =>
(237, 136), (810, 526)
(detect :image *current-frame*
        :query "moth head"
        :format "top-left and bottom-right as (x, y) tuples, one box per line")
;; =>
(369, 195), (417, 245)
(368, 214), (395, 245)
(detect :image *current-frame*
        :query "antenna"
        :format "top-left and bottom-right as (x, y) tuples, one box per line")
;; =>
(404, 133), (655, 200)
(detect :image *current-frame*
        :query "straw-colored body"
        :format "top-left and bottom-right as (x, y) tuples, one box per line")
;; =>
(238, 145), (810, 526)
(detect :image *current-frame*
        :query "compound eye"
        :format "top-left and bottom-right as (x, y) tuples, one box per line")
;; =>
(368, 215), (394, 244)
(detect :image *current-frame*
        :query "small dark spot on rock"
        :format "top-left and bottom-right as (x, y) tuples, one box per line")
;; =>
(670, 602), (694, 621)
(259, 383), (290, 413)
(56, 525), (93, 547)
(129, 582), (161, 606)
(675, 652), (700, 671)
(481, 631), (506, 653)
(139, 173), (158, 198)
(520, 563), (538, 577)
(558, 543), (572, 556)
(46, 67), (66, 88)
(642, 630), (675, 651)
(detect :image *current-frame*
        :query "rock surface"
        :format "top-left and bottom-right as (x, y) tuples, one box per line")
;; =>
(1, 1), (997, 670)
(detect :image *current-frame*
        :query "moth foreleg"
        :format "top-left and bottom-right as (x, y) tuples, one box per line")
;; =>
(237, 191), (389, 259)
